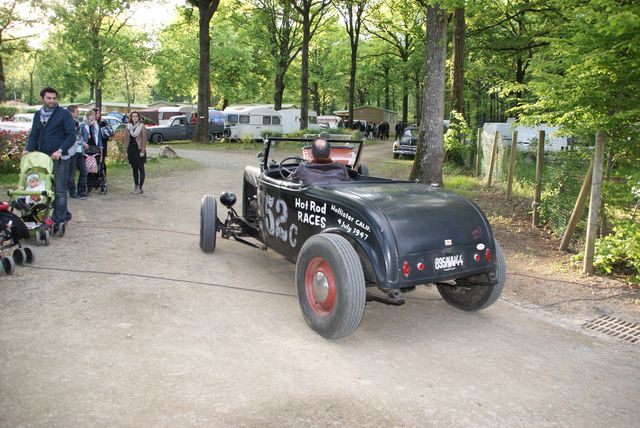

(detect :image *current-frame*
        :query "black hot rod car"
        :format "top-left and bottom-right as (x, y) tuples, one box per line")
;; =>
(199, 137), (505, 338)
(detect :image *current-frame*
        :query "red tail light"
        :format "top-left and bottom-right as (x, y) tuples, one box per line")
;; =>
(402, 261), (410, 277)
(417, 262), (425, 271)
(485, 248), (492, 262)
(474, 254), (481, 262)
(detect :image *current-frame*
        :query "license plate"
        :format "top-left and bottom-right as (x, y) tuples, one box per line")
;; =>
(434, 254), (464, 271)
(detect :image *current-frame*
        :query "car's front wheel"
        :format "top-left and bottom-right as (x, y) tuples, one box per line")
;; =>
(199, 194), (217, 253)
(152, 133), (163, 144)
(437, 240), (506, 311)
(393, 153), (399, 159)
(296, 233), (366, 339)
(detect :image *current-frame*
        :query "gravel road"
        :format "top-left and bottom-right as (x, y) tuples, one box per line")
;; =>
(1, 145), (638, 427)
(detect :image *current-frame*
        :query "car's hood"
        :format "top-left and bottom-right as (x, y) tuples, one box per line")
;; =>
(334, 182), (493, 256)
(147, 125), (170, 130)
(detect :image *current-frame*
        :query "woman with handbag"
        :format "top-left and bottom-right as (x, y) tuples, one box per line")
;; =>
(124, 111), (147, 194)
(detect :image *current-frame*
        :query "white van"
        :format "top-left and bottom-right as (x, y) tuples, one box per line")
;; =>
(158, 105), (197, 125)
(223, 105), (283, 140)
(317, 115), (343, 129)
(278, 108), (320, 134)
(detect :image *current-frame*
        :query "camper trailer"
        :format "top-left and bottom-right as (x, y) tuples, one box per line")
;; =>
(158, 106), (197, 125)
(483, 121), (569, 152)
(223, 105), (283, 140)
(278, 108), (320, 134)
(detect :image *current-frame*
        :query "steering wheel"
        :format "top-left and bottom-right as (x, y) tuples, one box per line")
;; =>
(279, 156), (304, 180)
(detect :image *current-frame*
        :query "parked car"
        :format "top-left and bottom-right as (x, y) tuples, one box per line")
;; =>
(147, 115), (226, 144)
(392, 125), (419, 159)
(199, 137), (505, 338)
(102, 116), (124, 131)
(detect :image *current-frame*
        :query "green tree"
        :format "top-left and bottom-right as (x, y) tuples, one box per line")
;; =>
(366, 0), (425, 125)
(0, 0), (38, 102)
(51, 0), (146, 108)
(334, 0), (369, 126)
(523, 0), (640, 150)
(290, 0), (333, 130)
(251, 0), (303, 110)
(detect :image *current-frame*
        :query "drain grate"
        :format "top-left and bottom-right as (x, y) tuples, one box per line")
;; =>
(582, 316), (640, 344)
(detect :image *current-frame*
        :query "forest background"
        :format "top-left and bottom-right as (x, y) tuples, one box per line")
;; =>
(0, 0), (639, 283)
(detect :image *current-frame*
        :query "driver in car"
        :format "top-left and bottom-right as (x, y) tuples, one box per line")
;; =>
(288, 138), (350, 185)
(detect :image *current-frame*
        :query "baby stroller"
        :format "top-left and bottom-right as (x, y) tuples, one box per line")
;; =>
(85, 145), (107, 194)
(6, 152), (56, 245)
(0, 201), (35, 275)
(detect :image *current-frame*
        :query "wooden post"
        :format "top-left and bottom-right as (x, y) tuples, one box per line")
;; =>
(532, 130), (545, 227)
(584, 131), (605, 275)
(506, 130), (518, 201)
(475, 128), (482, 177)
(486, 130), (499, 187)
(559, 160), (593, 251)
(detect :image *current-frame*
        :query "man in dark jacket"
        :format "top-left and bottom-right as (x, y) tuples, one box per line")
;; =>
(289, 138), (350, 185)
(24, 86), (76, 230)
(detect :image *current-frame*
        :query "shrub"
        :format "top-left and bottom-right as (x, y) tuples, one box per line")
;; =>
(0, 130), (28, 173)
(0, 105), (18, 119)
(593, 220), (640, 283)
(107, 130), (127, 162)
(444, 111), (472, 166)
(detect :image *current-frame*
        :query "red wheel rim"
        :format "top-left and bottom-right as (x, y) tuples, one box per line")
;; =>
(305, 257), (337, 316)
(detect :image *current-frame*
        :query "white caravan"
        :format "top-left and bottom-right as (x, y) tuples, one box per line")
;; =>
(483, 120), (569, 152)
(278, 108), (320, 134)
(223, 105), (283, 140)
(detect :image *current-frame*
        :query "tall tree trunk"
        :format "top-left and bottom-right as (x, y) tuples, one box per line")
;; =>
(449, 7), (465, 114)
(312, 80), (320, 115)
(383, 64), (390, 109)
(89, 81), (95, 103)
(195, 3), (214, 143)
(410, 3), (448, 185)
(299, 12), (311, 130)
(402, 74), (409, 126)
(95, 80), (102, 111)
(414, 70), (421, 125)
(0, 56), (6, 102)
(348, 41), (357, 127)
(274, 66), (285, 110)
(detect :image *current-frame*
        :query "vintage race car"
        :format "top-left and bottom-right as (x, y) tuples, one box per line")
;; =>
(199, 137), (505, 338)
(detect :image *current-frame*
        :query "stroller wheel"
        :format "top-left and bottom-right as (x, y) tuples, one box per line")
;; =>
(12, 247), (26, 265)
(1, 256), (16, 275)
(35, 230), (43, 246)
(58, 223), (66, 237)
(24, 247), (35, 264)
(44, 229), (51, 246)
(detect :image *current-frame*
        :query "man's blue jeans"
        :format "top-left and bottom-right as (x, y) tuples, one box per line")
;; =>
(52, 157), (70, 224)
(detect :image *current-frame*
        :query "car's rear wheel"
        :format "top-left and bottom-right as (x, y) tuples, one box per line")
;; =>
(208, 134), (215, 143)
(223, 128), (231, 138)
(152, 133), (163, 144)
(437, 240), (506, 311)
(199, 194), (217, 253)
(296, 233), (366, 339)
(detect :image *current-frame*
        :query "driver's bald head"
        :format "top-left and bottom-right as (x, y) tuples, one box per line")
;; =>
(311, 138), (331, 160)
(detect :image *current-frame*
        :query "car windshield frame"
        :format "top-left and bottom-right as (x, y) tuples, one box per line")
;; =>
(261, 136), (365, 173)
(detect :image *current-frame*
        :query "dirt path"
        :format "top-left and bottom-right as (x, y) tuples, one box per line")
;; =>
(1, 145), (638, 427)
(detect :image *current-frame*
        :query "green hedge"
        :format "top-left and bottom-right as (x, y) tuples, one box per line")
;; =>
(0, 105), (18, 119)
